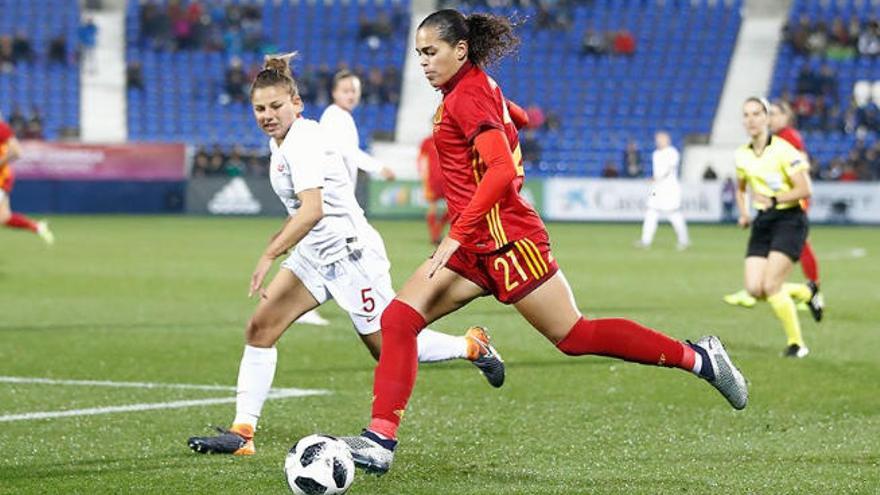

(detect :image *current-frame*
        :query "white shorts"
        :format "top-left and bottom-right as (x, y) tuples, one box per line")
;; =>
(281, 244), (394, 335)
(0, 189), (6, 203)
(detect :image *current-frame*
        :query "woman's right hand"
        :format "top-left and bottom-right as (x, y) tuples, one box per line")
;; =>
(737, 214), (751, 229)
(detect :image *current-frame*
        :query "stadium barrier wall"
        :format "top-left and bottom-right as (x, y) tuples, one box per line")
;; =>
(365, 178), (880, 225)
(186, 176), (287, 216)
(13, 142), (186, 213)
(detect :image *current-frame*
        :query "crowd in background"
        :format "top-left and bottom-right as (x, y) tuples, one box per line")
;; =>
(191, 144), (268, 177)
(783, 15), (880, 59)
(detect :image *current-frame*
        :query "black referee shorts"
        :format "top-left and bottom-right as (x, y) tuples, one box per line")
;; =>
(746, 207), (808, 262)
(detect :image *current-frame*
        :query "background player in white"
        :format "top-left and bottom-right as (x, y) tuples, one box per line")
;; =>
(638, 131), (690, 250)
(188, 53), (504, 456)
(299, 69), (395, 326)
(319, 70), (396, 184)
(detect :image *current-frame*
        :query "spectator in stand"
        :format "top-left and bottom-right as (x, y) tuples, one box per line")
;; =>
(78, 17), (98, 72)
(127, 61), (145, 91)
(785, 14), (812, 55)
(224, 145), (246, 176)
(839, 163), (859, 181)
(612, 30), (636, 56)
(806, 21), (829, 55)
(795, 66), (820, 96)
(48, 35), (68, 65)
(521, 129), (541, 166)
(847, 16), (862, 43)
(622, 140), (642, 178)
(525, 103), (545, 130)
(580, 28), (608, 56)
(601, 160), (619, 178)
(721, 177), (736, 222)
(817, 64), (838, 99)
(224, 57), (247, 104)
(208, 145), (226, 175)
(383, 66), (401, 104)
(192, 146), (210, 177)
(11, 32), (34, 64)
(858, 19), (880, 56)
(0, 36), (14, 72)
(246, 152), (267, 177)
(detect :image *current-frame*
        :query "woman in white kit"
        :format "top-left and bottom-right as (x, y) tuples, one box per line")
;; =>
(319, 69), (396, 184)
(638, 130), (690, 250)
(188, 54), (504, 456)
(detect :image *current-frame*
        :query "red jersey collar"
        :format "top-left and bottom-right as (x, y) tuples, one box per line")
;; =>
(440, 60), (475, 94)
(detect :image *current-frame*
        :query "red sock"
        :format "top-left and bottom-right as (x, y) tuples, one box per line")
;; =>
(426, 213), (440, 243)
(368, 299), (426, 440)
(800, 241), (819, 284)
(556, 317), (695, 371)
(4, 213), (38, 232)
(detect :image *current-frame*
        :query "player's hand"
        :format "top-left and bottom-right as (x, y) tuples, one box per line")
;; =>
(737, 214), (751, 229)
(380, 166), (396, 181)
(427, 236), (460, 279)
(249, 255), (274, 298)
(752, 192), (772, 208)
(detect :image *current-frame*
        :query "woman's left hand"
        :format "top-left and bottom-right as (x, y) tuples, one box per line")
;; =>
(427, 236), (461, 279)
(249, 255), (274, 298)
(752, 192), (773, 208)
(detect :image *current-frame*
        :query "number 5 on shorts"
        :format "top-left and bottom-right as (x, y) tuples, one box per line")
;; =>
(361, 288), (375, 313)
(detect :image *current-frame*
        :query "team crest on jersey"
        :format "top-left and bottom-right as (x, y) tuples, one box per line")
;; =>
(433, 104), (443, 125)
(276, 160), (285, 172)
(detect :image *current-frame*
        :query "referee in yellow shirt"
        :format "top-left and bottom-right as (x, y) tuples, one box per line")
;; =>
(734, 97), (822, 358)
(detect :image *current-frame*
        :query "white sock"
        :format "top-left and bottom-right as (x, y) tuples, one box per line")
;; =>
(233, 345), (278, 428)
(669, 211), (690, 245)
(641, 209), (659, 246)
(416, 328), (469, 362)
(691, 351), (703, 376)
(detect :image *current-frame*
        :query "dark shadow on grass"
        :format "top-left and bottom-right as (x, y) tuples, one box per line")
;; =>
(0, 452), (196, 482)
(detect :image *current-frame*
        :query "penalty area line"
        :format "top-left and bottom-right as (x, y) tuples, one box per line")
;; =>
(0, 376), (329, 422)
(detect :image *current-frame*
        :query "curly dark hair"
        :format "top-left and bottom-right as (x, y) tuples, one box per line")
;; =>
(418, 9), (520, 67)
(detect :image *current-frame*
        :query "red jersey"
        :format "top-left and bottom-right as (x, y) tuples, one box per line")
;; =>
(419, 136), (445, 200)
(0, 122), (15, 192)
(434, 62), (545, 253)
(776, 126), (805, 151)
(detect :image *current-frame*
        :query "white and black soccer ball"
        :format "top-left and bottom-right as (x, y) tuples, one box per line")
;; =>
(284, 434), (355, 495)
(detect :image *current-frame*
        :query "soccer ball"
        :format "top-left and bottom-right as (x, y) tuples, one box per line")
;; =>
(284, 434), (355, 495)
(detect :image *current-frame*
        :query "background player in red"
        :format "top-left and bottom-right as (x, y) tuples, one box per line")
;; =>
(723, 100), (823, 319)
(417, 133), (448, 244)
(0, 116), (54, 245)
(337, 9), (749, 475)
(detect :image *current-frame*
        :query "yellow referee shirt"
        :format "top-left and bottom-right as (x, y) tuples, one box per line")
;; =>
(735, 135), (809, 211)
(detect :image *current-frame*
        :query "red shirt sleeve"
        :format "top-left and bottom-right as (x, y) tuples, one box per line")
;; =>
(506, 100), (529, 130)
(777, 127), (805, 151)
(0, 123), (13, 144)
(445, 83), (505, 143)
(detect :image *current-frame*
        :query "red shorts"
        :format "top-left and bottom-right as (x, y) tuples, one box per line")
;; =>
(424, 174), (445, 202)
(0, 165), (14, 194)
(446, 229), (559, 304)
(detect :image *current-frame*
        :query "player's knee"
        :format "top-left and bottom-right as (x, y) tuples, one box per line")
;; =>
(762, 280), (783, 297)
(745, 283), (764, 299)
(245, 317), (275, 347)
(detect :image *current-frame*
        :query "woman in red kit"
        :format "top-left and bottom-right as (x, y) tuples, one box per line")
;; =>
(338, 9), (749, 475)
(0, 117), (54, 245)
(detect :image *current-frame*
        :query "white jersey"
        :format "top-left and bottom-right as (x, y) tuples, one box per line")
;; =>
(269, 117), (384, 266)
(319, 103), (383, 185)
(648, 146), (682, 211)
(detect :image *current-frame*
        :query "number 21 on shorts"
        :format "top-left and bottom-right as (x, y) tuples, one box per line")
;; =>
(493, 250), (529, 291)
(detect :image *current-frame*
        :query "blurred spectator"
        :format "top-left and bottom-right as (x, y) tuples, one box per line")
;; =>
(192, 147), (210, 177)
(0, 36), (13, 72)
(784, 14), (812, 55)
(127, 61), (145, 91)
(525, 103), (546, 130)
(858, 19), (880, 56)
(78, 17), (98, 72)
(580, 28), (608, 56)
(621, 140), (642, 178)
(545, 110), (561, 131)
(48, 35), (68, 65)
(806, 21), (829, 54)
(721, 177), (736, 222)
(22, 108), (44, 140)
(224, 146), (246, 176)
(383, 66), (401, 104)
(795, 66), (820, 96)
(246, 153), (268, 176)
(521, 129), (542, 165)
(223, 57), (247, 104)
(208, 145), (226, 175)
(536, 2), (571, 31)
(612, 30), (636, 56)
(7, 107), (26, 135)
(601, 161), (620, 178)
(11, 32), (34, 64)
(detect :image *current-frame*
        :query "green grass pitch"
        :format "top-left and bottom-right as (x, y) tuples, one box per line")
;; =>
(1, 216), (878, 494)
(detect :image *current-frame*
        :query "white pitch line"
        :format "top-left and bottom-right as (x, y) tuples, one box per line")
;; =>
(0, 377), (330, 422)
(821, 247), (867, 260)
(0, 376), (237, 391)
